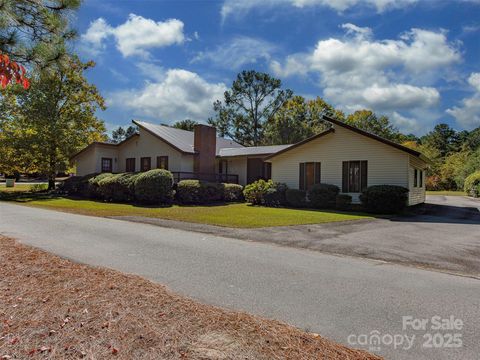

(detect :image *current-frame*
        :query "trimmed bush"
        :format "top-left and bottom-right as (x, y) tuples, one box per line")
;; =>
(243, 179), (275, 205)
(360, 185), (409, 214)
(223, 183), (244, 202)
(263, 183), (288, 207)
(59, 176), (84, 195)
(134, 169), (174, 205)
(308, 183), (340, 209)
(285, 189), (307, 208)
(87, 173), (114, 199)
(335, 194), (352, 211)
(176, 180), (223, 204)
(98, 173), (138, 202)
(464, 171), (480, 198)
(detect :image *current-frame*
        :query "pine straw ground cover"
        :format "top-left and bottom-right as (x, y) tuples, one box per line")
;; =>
(0, 236), (382, 360)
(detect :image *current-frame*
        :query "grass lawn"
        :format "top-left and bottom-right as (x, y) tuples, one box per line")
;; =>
(426, 190), (466, 196)
(3, 195), (371, 228)
(0, 184), (37, 192)
(0, 236), (380, 359)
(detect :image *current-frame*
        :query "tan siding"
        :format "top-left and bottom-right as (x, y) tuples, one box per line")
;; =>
(75, 146), (119, 175)
(74, 147), (97, 175)
(269, 126), (410, 203)
(117, 128), (191, 173)
(408, 155), (427, 205)
(225, 157), (247, 185)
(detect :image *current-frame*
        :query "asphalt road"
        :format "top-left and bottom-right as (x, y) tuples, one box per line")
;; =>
(1, 202), (478, 360)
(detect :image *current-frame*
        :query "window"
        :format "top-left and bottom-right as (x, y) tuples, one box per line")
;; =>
(414, 169), (418, 187)
(157, 156), (169, 170)
(101, 158), (112, 173)
(218, 159), (228, 174)
(419, 170), (423, 188)
(342, 161), (367, 193)
(140, 157), (151, 172)
(126, 158), (136, 172)
(299, 162), (321, 190)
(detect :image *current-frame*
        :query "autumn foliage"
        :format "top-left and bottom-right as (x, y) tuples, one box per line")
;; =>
(0, 53), (30, 89)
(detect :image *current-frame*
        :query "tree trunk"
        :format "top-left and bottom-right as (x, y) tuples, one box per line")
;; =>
(47, 148), (57, 190)
(48, 177), (56, 190)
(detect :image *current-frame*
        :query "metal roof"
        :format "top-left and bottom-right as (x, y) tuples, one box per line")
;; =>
(133, 120), (243, 155)
(218, 144), (292, 157)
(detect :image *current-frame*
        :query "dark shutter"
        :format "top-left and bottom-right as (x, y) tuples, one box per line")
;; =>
(299, 163), (305, 190)
(314, 162), (321, 184)
(342, 161), (349, 193)
(360, 161), (368, 191)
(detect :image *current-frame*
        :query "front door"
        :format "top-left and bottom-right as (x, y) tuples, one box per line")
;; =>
(247, 158), (264, 184)
(305, 162), (315, 190)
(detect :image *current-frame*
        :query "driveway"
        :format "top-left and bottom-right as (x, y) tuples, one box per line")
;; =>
(0, 202), (479, 360)
(117, 195), (480, 277)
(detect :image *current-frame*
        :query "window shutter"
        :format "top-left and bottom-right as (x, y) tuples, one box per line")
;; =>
(360, 161), (368, 191)
(342, 161), (349, 192)
(299, 163), (305, 190)
(314, 162), (321, 184)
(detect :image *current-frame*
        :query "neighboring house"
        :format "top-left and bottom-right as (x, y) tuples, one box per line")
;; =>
(71, 116), (428, 206)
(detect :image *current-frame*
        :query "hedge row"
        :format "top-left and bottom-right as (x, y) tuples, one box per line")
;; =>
(176, 180), (243, 204)
(60, 171), (243, 205)
(243, 180), (346, 210)
(243, 179), (409, 214)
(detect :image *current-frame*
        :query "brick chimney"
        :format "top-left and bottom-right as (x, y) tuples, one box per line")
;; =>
(193, 124), (217, 176)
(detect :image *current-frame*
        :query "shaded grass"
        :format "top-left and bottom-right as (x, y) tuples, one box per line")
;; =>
(0, 236), (381, 360)
(0, 184), (35, 192)
(426, 190), (467, 196)
(2, 194), (371, 228)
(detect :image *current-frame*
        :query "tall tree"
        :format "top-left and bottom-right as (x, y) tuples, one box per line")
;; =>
(345, 110), (402, 142)
(209, 70), (293, 146)
(173, 119), (198, 131)
(0, 57), (106, 189)
(264, 96), (344, 145)
(421, 124), (459, 157)
(0, 0), (79, 66)
(111, 125), (137, 143)
(0, 0), (80, 88)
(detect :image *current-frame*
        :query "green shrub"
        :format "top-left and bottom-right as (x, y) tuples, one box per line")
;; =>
(59, 176), (86, 195)
(263, 183), (288, 207)
(98, 173), (138, 202)
(335, 194), (352, 211)
(243, 179), (275, 205)
(223, 183), (244, 202)
(285, 189), (307, 208)
(134, 169), (174, 205)
(87, 173), (114, 199)
(360, 185), (409, 214)
(30, 183), (49, 192)
(308, 183), (340, 209)
(176, 180), (223, 204)
(464, 171), (480, 197)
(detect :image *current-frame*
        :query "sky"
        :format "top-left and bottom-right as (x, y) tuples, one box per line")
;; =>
(74, 0), (480, 136)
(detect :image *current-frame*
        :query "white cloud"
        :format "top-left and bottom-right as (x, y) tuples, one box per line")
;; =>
(81, 14), (185, 57)
(447, 72), (480, 129)
(221, 0), (417, 19)
(108, 69), (226, 122)
(271, 24), (461, 132)
(192, 36), (276, 69)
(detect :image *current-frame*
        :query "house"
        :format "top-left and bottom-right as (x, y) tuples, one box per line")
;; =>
(71, 120), (289, 186)
(264, 116), (428, 206)
(71, 116), (428, 206)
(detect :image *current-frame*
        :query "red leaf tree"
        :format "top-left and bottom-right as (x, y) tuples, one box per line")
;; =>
(0, 53), (30, 89)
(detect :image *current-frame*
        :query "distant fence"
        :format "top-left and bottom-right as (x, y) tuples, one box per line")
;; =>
(171, 172), (239, 184)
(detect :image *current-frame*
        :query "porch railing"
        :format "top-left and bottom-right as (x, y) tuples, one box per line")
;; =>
(171, 172), (239, 184)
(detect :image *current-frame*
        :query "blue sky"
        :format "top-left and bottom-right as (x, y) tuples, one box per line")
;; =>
(75, 0), (480, 136)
